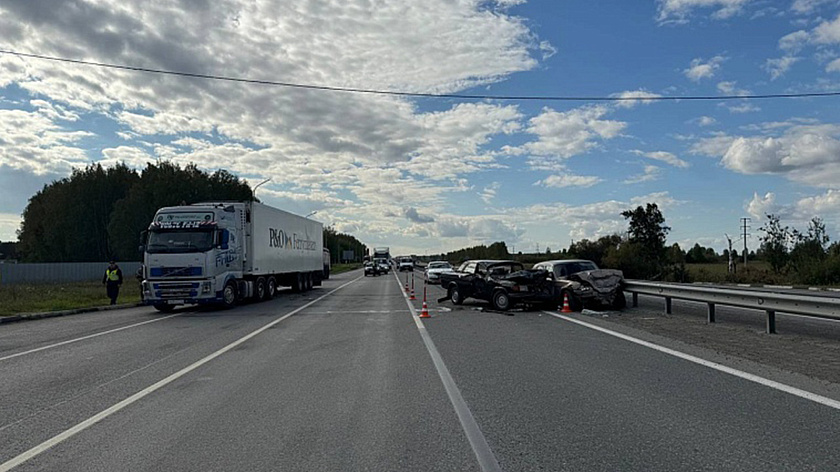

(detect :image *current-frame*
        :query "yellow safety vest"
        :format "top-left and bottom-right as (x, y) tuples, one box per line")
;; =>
(106, 269), (119, 282)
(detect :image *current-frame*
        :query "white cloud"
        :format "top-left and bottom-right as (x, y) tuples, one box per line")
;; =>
(684, 56), (726, 81)
(747, 189), (840, 234)
(612, 89), (662, 108)
(778, 30), (810, 53)
(0, 213), (21, 242)
(826, 58), (840, 72)
(697, 116), (717, 126)
(657, 0), (753, 23)
(631, 150), (690, 167)
(813, 14), (840, 44)
(534, 174), (602, 188)
(763, 56), (800, 79)
(791, 0), (839, 14)
(693, 123), (840, 186)
(505, 106), (626, 164)
(624, 165), (662, 184)
(0, 109), (92, 174)
(503, 192), (679, 241)
(724, 102), (761, 113)
(480, 182), (501, 204)
(716, 81), (749, 95)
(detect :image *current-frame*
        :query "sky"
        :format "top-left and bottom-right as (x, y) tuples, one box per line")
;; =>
(2, 0), (840, 257)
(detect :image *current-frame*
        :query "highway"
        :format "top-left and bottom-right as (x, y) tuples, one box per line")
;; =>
(2, 269), (840, 471)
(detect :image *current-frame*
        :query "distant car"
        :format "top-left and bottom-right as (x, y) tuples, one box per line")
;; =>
(375, 258), (390, 274)
(364, 262), (380, 277)
(398, 257), (414, 271)
(532, 259), (625, 311)
(424, 261), (454, 284)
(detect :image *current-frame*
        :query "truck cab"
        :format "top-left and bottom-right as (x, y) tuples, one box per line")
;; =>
(141, 203), (243, 311)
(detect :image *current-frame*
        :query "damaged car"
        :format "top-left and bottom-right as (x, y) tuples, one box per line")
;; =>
(438, 260), (558, 311)
(532, 259), (625, 311)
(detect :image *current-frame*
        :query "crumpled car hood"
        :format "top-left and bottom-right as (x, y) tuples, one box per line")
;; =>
(567, 269), (624, 294)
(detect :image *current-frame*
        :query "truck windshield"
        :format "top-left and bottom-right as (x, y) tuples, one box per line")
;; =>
(147, 230), (214, 253)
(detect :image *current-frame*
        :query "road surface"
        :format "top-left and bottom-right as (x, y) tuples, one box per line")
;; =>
(2, 269), (839, 471)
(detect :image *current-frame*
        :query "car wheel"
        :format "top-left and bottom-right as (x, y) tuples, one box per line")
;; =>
(611, 289), (626, 310)
(222, 281), (237, 308)
(255, 277), (267, 301)
(153, 303), (175, 313)
(449, 285), (464, 305)
(492, 290), (512, 311)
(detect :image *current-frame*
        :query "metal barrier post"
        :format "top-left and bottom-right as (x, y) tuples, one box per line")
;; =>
(665, 297), (672, 314)
(707, 303), (716, 324)
(766, 310), (776, 334)
(632, 292), (638, 307)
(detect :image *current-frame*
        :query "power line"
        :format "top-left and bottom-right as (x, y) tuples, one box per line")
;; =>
(3, 49), (840, 103)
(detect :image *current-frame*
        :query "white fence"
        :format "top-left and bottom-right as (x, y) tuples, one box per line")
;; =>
(0, 262), (142, 285)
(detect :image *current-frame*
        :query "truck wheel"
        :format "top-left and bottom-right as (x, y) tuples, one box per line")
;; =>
(291, 273), (303, 293)
(255, 277), (267, 301)
(492, 290), (512, 311)
(449, 285), (464, 305)
(267, 277), (277, 298)
(305, 273), (313, 291)
(323, 265), (330, 280)
(222, 281), (237, 308)
(153, 303), (175, 313)
(611, 289), (626, 310)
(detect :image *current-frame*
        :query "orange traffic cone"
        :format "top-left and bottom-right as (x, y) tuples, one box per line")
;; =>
(419, 301), (430, 318)
(560, 292), (573, 313)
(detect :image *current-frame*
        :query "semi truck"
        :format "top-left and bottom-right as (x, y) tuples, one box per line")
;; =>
(140, 201), (326, 311)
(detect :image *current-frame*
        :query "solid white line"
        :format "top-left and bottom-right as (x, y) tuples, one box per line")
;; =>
(544, 311), (840, 411)
(395, 273), (502, 472)
(0, 313), (184, 362)
(0, 276), (362, 472)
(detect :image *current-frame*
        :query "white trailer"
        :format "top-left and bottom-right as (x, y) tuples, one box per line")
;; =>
(141, 201), (325, 311)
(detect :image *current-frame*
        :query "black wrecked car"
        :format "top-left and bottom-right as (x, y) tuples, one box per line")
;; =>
(438, 260), (558, 311)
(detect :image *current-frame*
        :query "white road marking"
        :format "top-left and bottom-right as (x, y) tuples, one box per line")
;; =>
(0, 313), (183, 362)
(545, 311), (840, 411)
(0, 276), (362, 471)
(395, 273), (502, 472)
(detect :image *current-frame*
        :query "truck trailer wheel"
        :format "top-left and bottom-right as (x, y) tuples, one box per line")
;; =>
(305, 273), (313, 291)
(222, 281), (237, 308)
(255, 277), (267, 301)
(291, 273), (303, 293)
(267, 277), (277, 298)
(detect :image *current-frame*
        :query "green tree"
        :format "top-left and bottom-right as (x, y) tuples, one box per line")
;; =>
(18, 164), (139, 262)
(618, 203), (671, 278)
(758, 214), (791, 274)
(568, 234), (622, 267)
(108, 162), (253, 261)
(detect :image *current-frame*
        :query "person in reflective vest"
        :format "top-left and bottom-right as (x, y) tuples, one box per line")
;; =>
(102, 260), (124, 305)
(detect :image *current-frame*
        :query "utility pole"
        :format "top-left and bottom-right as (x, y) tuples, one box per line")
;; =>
(725, 233), (735, 274)
(740, 217), (750, 266)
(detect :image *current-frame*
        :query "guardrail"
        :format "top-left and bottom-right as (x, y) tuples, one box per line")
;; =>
(623, 280), (840, 334)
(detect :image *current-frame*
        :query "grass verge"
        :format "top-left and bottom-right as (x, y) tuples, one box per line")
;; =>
(0, 281), (141, 316)
(330, 263), (362, 275)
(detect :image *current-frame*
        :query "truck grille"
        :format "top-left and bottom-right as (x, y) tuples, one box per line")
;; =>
(153, 282), (199, 299)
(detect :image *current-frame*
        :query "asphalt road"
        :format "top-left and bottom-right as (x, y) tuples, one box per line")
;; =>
(2, 269), (839, 471)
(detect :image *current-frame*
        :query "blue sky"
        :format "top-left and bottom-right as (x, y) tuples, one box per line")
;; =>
(2, 0), (840, 256)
